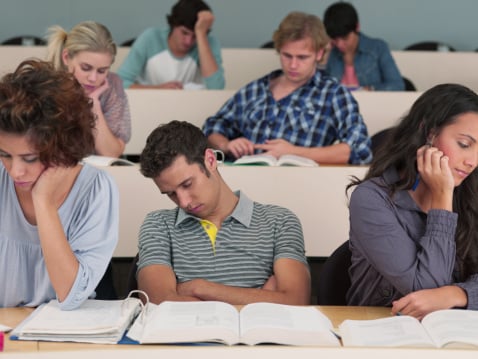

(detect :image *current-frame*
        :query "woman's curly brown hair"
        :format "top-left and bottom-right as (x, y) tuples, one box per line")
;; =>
(0, 59), (95, 166)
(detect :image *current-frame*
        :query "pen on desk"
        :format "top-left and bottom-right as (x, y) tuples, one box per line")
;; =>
(396, 311), (402, 316)
(0, 331), (4, 352)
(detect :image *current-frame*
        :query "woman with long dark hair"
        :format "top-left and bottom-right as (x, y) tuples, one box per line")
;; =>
(347, 83), (478, 319)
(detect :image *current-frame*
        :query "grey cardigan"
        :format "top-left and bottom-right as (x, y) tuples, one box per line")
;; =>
(347, 167), (478, 309)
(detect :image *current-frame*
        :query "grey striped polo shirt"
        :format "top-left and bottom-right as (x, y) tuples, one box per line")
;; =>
(138, 191), (307, 288)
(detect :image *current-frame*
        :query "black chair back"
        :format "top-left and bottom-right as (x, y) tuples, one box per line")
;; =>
(95, 262), (118, 300)
(402, 76), (416, 91)
(316, 241), (352, 305)
(404, 41), (455, 52)
(121, 38), (136, 46)
(127, 253), (140, 295)
(2, 35), (46, 46)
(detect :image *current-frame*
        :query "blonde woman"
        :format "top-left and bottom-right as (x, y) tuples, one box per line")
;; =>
(46, 21), (131, 158)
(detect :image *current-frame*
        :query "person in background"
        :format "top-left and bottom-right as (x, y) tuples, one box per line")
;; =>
(46, 21), (131, 158)
(347, 84), (478, 319)
(323, 1), (404, 91)
(118, 0), (224, 90)
(0, 60), (119, 309)
(136, 121), (310, 305)
(203, 11), (371, 165)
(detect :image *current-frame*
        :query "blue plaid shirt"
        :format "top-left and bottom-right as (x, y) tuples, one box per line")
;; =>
(203, 69), (372, 164)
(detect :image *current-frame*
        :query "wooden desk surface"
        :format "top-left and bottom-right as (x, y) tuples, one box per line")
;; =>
(0, 307), (38, 352)
(2, 306), (477, 358)
(1, 306), (391, 353)
(3, 346), (478, 359)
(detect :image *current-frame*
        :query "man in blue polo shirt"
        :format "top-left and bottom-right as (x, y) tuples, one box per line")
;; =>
(118, 0), (224, 90)
(137, 121), (310, 305)
(203, 11), (372, 165)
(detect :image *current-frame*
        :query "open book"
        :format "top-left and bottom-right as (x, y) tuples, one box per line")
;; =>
(126, 301), (339, 346)
(232, 154), (318, 167)
(10, 296), (142, 344)
(339, 309), (478, 348)
(11, 296), (339, 346)
(82, 155), (136, 166)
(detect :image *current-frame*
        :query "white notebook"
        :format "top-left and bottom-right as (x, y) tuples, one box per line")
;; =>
(11, 293), (143, 344)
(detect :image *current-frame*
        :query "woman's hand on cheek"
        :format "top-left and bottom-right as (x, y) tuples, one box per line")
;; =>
(89, 79), (109, 102)
(416, 145), (455, 193)
(32, 166), (76, 209)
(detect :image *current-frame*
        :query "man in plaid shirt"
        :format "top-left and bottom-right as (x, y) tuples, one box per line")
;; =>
(202, 12), (372, 165)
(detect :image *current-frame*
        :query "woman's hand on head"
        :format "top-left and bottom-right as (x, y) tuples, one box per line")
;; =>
(31, 166), (79, 209)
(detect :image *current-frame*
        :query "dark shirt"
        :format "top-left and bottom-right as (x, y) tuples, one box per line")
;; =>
(326, 33), (404, 91)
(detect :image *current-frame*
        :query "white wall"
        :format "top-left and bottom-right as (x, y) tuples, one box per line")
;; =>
(2, 0), (478, 50)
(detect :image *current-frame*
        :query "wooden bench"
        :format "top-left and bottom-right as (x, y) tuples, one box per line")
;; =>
(124, 89), (421, 156)
(104, 165), (368, 259)
(1, 46), (477, 92)
(221, 49), (478, 92)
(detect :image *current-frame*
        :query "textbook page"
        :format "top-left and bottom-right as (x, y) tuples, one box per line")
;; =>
(233, 154), (318, 167)
(126, 301), (240, 345)
(0, 323), (11, 332)
(82, 155), (136, 166)
(276, 154), (319, 167)
(233, 154), (278, 166)
(339, 315), (434, 348)
(421, 309), (478, 348)
(239, 302), (340, 346)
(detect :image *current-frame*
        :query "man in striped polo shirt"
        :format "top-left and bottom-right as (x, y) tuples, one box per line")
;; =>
(137, 120), (310, 305)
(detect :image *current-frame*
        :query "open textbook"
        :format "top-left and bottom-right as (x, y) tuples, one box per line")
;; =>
(82, 155), (136, 166)
(126, 301), (339, 346)
(232, 154), (319, 167)
(11, 296), (339, 346)
(339, 309), (478, 348)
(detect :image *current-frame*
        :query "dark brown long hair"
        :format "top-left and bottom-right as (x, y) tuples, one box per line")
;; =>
(349, 83), (478, 279)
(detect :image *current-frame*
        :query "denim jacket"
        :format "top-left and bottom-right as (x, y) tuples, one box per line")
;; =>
(326, 33), (404, 91)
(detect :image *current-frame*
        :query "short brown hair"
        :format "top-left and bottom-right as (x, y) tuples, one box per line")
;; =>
(273, 12), (329, 53)
(0, 59), (95, 166)
(140, 121), (208, 178)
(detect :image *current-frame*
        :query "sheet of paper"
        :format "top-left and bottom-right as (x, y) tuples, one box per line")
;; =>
(0, 323), (12, 332)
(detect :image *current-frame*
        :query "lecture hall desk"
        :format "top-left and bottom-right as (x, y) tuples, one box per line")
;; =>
(2, 306), (478, 358)
(2, 305), (389, 353)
